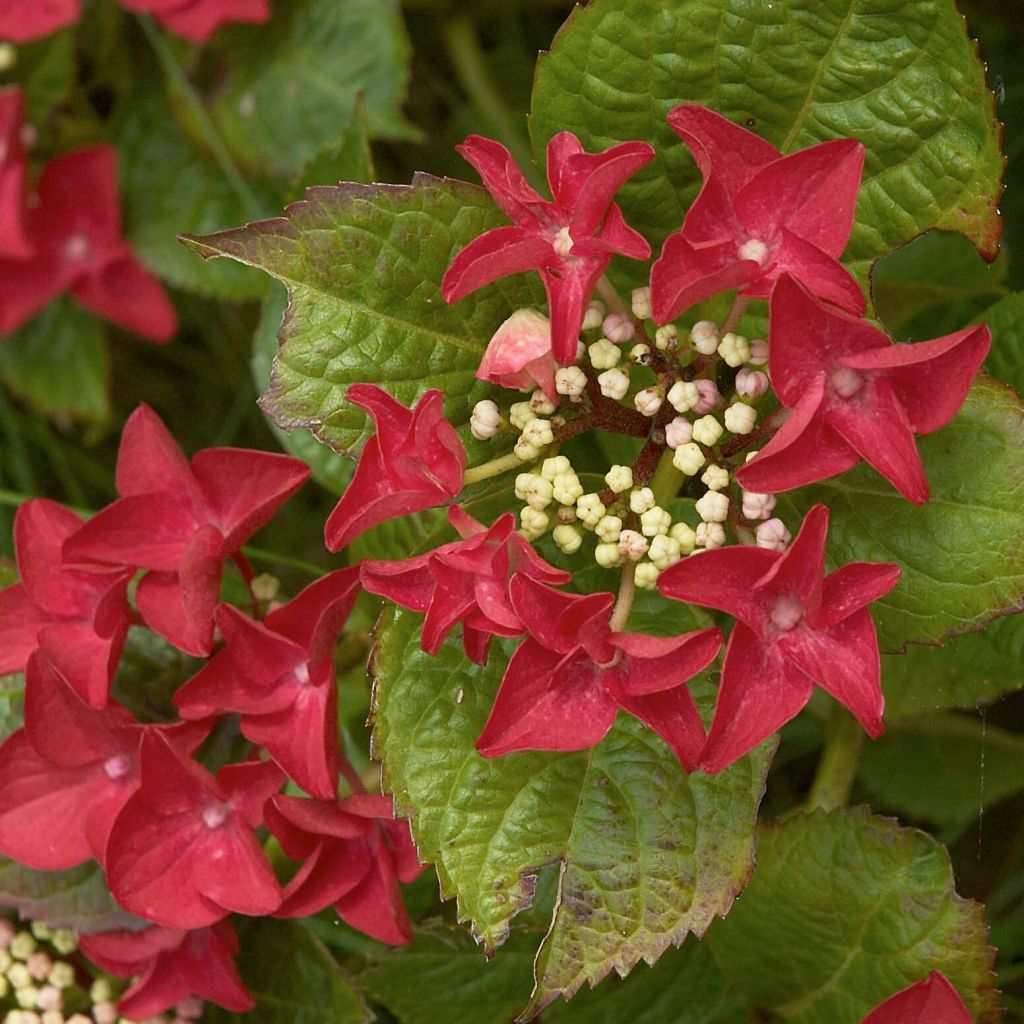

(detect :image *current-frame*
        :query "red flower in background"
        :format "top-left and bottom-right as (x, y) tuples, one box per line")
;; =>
(0, 88), (32, 260)
(658, 504), (900, 773)
(64, 404), (308, 656)
(324, 384), (465, 553)
(476, 574), (722, 770)
(360, 505), (569, 665)
(737, 275), (991, 504)
(0, 498), (132, 707)
(0, 0), (79, 43)
(106, 732), (284, 928)
(0, 146), (178, 340)
(0, 652), (209, 870)
(860, 971), (972, 1023)
(266, 793), (423, 946)
(174, 568), (361, 799)
(651, 105), (865, 323)
(80, 921), (253, 1019)
(442, 132), (654, 364)
(118, 0), (270, 42)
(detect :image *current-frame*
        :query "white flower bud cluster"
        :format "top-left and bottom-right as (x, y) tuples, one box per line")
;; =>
(470, 399), (502, 441)
(717, 332), (751, 367)
(555, 366), (587, 400)
(588, 338), (621, 370)
(631, 288), (652, 321)
(634, 387), (663, 418)
(690, 320), (719, 355)
(582, 300), (605, 331)
(597, 367), (630, 400)
(529, 389), (556, 416)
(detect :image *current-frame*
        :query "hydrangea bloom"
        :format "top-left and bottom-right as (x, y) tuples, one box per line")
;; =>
(0, 0), (80, 43)
(0, 88), (32, 260)
(477, 308), (560, 402)
(118, 0), (270, 42)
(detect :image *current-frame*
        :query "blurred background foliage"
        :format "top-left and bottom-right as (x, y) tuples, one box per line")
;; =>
(0, 0), (1023, 1019)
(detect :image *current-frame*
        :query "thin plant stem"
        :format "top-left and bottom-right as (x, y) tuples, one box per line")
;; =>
(464, 450), (523, 484)
(608, 559), (637, 633)
(596, 275), (629, 317)
(241, 544), (326, 578)
(720, 295), (751, 336)
(806, 704), (865, 812)
(648, 446), (684, 508)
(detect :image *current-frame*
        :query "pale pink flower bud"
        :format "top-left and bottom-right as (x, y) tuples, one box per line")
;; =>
(0, 919), (15, 947)
(692, 378), (720, 414)
(664, 416), (692, 449)
(35, 985), (61, 1012)
(26, 952), (52, 981)
(92, 1001), (119, 1024)
(695, 522), (725, 549)
(741, 491), (776, 521)
(618, 529), (649, 561)
(735, 368), (769, 398)
(176, 998), (204, 1020)
(749, 338), (769, 365)
(756, 518), (791, 552)
(477, 309), (559, 402)
(602, 312), (635, 343)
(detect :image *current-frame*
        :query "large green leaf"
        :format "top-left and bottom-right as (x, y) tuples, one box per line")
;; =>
(781, 375), (1024, 651)
(0, 299), (109, 425)
(202, 0), (414, 179)
(530, 0), (1003, 286)
(183, 175), (543, 457)
(706, 808), (1000, 1023)
(979, 291), (1024, 395)
(371, 608), (771, 1013)
(0, 860), (144, 934)
(205, 919), (368, 1024)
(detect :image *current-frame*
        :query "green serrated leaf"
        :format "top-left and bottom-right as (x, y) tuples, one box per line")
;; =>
(882, 613), (1024, 719)
(183, 175), (544, 458)
(0, 299), (110, 425)
(371, 607), (771, 1013)
(978, 291), (1024, 395)
(0, 860), (145, 934)
(0, 673), (24, 742)
(780, 375), (1024, 651)
(205, 919), (369, 1024)
(706, 807), (1000, 1023)
(202, 0), (414, 179)
(530, 0), (1004, 288)
(117, 80), (269, 301)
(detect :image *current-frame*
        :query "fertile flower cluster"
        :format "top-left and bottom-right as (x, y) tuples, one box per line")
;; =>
(321, 104), (991, 776)
(0, 0), (270, 44)
(0, 406), (422, 1020)
(0, 89), (175, 341)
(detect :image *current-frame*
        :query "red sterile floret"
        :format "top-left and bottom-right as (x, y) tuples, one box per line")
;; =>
(650, 105), (866, 323)
(105, 731), (284, 928)
(174, 567), (360, 799)
(475, 574), (722, 770)
(442, 132), (654, 364)
(324, 384), (465, 553)
(0, 0), (80, 43)
(736, 275), (992, 504)
(64, 404), (309, 656)
(0, 498), (132, 707)
(0, 146), (178, 340)
(0, 88), (32, 260)
(477, 308), (560, 403)
(860, 971), (973, 1023)
(360, 505), (570, 665)
(117, 0), (270, 42)
(266, 793), (423, 946)
(0, 652), (209, 870)
(658, 504), (900, 773)
(79, 921), (253, 1020)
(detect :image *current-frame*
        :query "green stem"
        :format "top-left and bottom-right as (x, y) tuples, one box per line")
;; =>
(806, 704), (865, 812)
(649, 446), (684, 508)
(608, 560), (637, 633)
(720, 295), (751, 336)
(441, 15), (539, 187)
(241, 544), (326, 578)
(137, 15), (263, 220)
(0, 399), (35, 495)
(597, 275), (628, 317)
(464, 450), (523, 484)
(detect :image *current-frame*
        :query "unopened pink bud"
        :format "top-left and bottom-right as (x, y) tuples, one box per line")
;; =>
(0, 918), (15, 947)
(477, 309), (559, 402)
(735, 369), (769, 398)
(664, 417), (693, 449)
(756, 518), (791, 552)
(602, 312), (635, 343)
(35, 985), (62, 1011)
(176, 997), (204, 1020)
(749, 339), (769, 365)
(26, 952), (52, 981)
(741, 491), (776, 521)
(692, 379), (720, 414)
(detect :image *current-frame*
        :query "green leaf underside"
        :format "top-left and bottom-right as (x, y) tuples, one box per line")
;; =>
(184, 175), (544, 458)
(781, 375), (1024, 652)
(205, 919), (368, 1024)
(203, 0), (414, 179)
(529, 0), (1003, 289)
(371, 607), (772, 1012)
(360, 923), (745, 1024)
(0, 859), (145, 934)
(0, 299), (110, 424)
(706, 808), (1000, 1023)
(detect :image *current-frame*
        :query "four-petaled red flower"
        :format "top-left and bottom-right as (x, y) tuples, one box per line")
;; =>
(106, 731), (284, 928)
(658, 504), (900, 773)
(737, 275), (992, 504)
(118, 0), (270, 42)
(64, 404), (309, 656)
(325, 384), (465, 553)
(174, 567), (360, 799)
(476, 574), (722, 770)
(0, 0), (80, 43)
(0, 146), (178, 340)
(860, 971), (972, 1024)
(360, 505), (570, 664)
(442, 132), (654, 364)
(79, 921), (253, 1020)
(0, 88), (32, 260)
(266, 793), (423, 946)
(0, 498), (133, 707)
(0, 652), (209, 870)
(651, 105), (866, 324)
